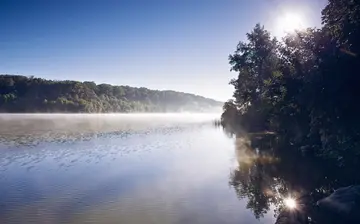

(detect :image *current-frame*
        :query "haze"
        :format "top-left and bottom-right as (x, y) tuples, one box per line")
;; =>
(0, 113), (220, 140)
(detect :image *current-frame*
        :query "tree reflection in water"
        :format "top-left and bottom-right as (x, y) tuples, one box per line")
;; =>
(225, 129), (360, 224)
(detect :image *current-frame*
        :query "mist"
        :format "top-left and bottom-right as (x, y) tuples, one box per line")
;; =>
(0, 113), (221, 145)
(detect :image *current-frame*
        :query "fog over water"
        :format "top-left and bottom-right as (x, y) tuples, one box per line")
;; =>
(0, 113), (275, 224)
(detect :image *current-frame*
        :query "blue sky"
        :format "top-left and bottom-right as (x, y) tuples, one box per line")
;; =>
(1, 0), (327, 101)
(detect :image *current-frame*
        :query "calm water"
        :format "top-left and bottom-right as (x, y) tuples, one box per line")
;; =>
(0, 114), (276, 224)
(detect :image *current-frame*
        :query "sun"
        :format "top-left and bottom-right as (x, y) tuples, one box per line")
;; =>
(275, 12), (305, 37)
(284, 197), (297, 209)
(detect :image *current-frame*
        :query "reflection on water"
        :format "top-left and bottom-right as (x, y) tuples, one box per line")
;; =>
(0, 114), (275, 224)
(2, 114), (358, 224)
(227, 130), (360, 223)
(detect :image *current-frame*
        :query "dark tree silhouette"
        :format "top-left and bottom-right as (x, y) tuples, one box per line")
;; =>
(222, 0), (360, 222)
(222, 0), (360, 168)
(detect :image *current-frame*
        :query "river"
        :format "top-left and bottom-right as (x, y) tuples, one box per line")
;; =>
(0, 114), (276, 224)
(2, 114), (359, 223)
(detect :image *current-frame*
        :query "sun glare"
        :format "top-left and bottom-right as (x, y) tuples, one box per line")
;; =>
(275, 12), (305, 37)
(284, 197), (297, 209)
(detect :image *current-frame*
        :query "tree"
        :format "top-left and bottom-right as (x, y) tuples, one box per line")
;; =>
(222, 0), (360, 167)
(0, 75), (222, 113)
(322, 0), (360, 55)
(229, 24), (279, 108)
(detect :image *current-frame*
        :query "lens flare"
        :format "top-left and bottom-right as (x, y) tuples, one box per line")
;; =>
(274, 11), (307, 37)
(284, 197), (297, 209)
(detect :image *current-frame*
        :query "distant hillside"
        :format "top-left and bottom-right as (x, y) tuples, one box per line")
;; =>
(0, 75), (222, 113)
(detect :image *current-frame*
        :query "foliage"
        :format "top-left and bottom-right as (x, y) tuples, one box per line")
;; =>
(0, 75), (222, 113)
(221, 0), (360, 167)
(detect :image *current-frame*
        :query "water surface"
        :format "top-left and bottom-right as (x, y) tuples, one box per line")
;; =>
(0, 114), (276, 224)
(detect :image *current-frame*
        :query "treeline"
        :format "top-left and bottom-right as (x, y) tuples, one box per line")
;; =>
(0, 75), (222, 113)
(222, 0), (360, 166)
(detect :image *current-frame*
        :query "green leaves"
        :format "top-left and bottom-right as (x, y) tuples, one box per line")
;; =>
(0, 75), (222, 113)
(223, 0), (360, 167)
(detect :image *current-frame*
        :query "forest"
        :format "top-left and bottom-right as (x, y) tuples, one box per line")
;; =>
(221, 0), (360, 167)
(220, 1), (360, 222)
(0, 75), (222, 113)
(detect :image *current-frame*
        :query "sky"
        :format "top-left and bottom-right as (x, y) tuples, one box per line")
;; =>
(0, 0), (327, 101)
